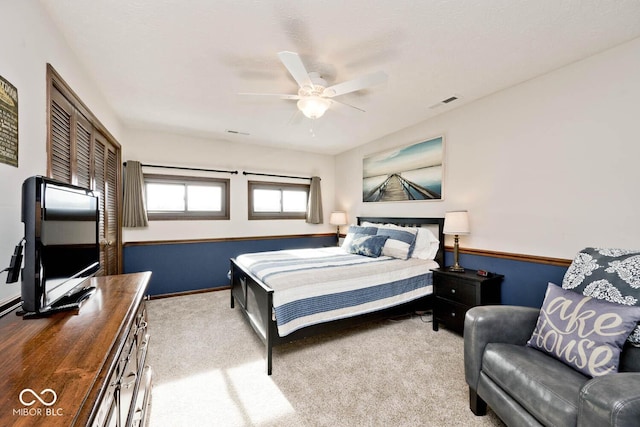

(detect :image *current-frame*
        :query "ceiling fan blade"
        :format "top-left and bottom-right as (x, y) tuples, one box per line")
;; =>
(286, 109), (303, 126)
(330, 98), (366, 113)
(323, 70), (387, 98)
(277, 51), (313, 89)
(239, 92), (300, 100)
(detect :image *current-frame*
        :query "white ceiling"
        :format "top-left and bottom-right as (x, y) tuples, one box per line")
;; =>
(40, 0), (640, 155)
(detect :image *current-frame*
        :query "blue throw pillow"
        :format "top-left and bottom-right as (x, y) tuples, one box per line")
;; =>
(341, 225), (378, 250)
(527, 282), (640, 377)
(347, 234), (389, 258)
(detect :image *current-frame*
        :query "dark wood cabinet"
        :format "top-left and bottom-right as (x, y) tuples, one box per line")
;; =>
(0, 272), (151, 427)
(432, 268), (503, 335)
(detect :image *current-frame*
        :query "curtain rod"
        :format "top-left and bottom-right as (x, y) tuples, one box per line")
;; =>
(242, 171), (316, 180)
(123, 162), (238, 175)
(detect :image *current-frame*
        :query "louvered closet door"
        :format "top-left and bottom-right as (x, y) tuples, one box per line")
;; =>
(75, 113), (92, 189)
(50, 89), (73, 183)
(94, 140), (107, 276)
(94, 133), (120, 276)
(48, 78), (122, 276)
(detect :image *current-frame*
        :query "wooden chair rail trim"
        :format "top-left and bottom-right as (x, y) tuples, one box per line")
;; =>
(123, 236), (571, 267)
(123, 233), (335, 247)
(445, 245), (572, 267)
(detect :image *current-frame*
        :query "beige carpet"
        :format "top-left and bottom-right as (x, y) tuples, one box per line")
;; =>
(146, 290), (504, 427)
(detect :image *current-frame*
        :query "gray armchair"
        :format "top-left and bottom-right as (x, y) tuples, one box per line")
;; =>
(464, 305), (640, 427)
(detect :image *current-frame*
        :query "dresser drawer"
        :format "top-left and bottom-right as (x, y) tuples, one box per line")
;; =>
(434, 300), (467, 334)
(435, 276), (476, 305)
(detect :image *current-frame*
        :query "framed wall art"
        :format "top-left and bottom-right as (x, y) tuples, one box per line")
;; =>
(0, 75), (18, 168)
(363, 135), (443, 202)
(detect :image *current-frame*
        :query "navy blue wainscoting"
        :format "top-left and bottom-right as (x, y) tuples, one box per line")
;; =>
(444, 251), (569, 308)
(123, 235), (336, 296)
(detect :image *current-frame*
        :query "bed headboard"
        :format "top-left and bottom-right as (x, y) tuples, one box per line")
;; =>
(356, 216), (445, 267)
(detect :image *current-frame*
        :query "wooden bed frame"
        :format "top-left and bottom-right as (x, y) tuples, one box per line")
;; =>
(229, 216), (445, 374)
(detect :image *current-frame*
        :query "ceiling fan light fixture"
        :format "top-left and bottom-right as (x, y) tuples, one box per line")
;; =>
(297, 96), (331, 119)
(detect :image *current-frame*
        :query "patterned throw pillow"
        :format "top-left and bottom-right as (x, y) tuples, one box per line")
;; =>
(527, 283), (640, 377)
(341, 225), (378, 250)
(562, 248), (640, 346)
(375, 226), (417, 260)
(346, 234), (389, 258)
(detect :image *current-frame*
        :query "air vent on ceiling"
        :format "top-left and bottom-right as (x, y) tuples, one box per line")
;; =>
(429, 95), (461, 109)
(225, 129), (250, 136)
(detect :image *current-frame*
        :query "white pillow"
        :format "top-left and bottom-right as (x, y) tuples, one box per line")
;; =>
(412, 227), (440, 260)
(360, 221), (379, 228)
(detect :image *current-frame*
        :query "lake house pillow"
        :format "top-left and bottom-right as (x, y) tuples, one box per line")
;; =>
(562, 248), (640, 347)
(527, 283), (640, 377)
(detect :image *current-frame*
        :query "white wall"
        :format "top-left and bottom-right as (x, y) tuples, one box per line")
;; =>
(122, 129), (336, 242)
(336, 37), (640, 259)
(0, 1), (122, 305)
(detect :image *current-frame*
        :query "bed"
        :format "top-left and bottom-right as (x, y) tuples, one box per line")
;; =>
(229, 216), (445, 374)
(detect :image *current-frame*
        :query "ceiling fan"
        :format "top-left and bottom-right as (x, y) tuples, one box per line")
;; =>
(240, 51), (388, 119)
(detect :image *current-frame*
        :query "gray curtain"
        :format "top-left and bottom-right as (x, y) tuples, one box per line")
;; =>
(122, 161), (149, 227)
(306, 176), (323, 224)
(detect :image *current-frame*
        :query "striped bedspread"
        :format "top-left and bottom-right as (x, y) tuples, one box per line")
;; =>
(234, 247), (438, 336)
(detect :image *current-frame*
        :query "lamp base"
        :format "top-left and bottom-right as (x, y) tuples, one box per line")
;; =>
(449, 234), (465, 272)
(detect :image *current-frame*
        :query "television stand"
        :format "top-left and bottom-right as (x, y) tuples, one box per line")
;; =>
(18, 286), (96, 318)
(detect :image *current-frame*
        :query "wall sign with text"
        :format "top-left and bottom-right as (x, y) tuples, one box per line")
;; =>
(0, 75), (18, 168)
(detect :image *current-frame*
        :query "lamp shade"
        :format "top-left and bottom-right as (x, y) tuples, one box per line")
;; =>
(443, 210), (470, 235)
(329, 211), (348, 225)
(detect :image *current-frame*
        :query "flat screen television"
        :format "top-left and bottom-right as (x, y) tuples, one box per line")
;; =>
(20, 176), (100, 317)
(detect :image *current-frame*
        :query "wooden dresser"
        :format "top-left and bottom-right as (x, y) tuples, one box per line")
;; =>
(0, 272), (152, 427)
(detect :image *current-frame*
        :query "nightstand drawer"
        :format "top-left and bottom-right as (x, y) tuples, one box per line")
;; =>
(431, 268), (503, 335)
(434, 300), (467, 334)
(435, 276), (476, 305)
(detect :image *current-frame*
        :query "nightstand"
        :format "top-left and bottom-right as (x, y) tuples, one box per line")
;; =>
(432, 268), (503, 335)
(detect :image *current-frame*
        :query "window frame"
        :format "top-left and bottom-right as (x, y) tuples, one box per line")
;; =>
(248, 180), (309, 220)
(144, 174), (230, 220)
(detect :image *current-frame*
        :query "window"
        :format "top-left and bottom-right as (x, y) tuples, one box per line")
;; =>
(145, 174), (230, 220)
(248, 181), (309, 220)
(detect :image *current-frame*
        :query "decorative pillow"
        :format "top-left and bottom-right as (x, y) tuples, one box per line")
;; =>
(375, 226), (417, 260)
(346, 234), (389, 258)
(562, 247), (640, 347)
(360, 221), (379, 228)
(341, 225), (378, 250)
(527, 283), (640, 377)
(411, 227), (440, 260)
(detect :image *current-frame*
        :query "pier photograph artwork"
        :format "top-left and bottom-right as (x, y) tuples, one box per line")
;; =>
(363, 136), (443, 202)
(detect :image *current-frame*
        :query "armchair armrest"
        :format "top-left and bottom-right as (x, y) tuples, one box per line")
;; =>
(578, 373), (640, 427)
(464, 305), (540, 390)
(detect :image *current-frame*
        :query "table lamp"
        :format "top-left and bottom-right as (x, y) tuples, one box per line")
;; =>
(443, 210), (470, 272)
(329, 211), (348, 246)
